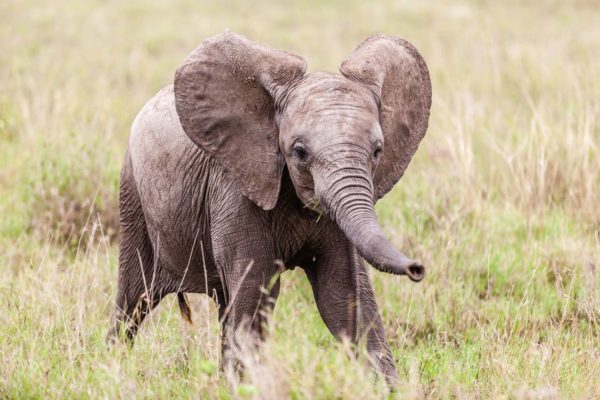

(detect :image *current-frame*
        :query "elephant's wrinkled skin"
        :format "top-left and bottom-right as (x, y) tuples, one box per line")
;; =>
(107, 31), (432, 384)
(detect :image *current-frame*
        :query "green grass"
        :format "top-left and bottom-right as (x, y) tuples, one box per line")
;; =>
(1, 0), (599, 398)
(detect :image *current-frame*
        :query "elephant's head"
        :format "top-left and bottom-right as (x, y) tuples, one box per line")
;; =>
(174, 31), (431, 282)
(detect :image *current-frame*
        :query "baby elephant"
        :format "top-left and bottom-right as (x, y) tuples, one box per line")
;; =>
(107, 31), (431, 384)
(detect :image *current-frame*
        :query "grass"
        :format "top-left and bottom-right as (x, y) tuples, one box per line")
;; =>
(1, 0), (599, 398)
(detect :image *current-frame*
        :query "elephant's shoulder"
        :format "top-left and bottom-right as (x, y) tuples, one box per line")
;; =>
(129, 85), (187, 150)
(128, 85), (209, 196)
(127, 86), (214, 231)
(129, 85), (198, 170)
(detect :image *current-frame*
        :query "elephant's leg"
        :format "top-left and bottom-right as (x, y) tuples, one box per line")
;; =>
(218, 260), (281, 374)
(211, 212), (282, 374)
(107, 232), (164, 344)
(208, 182), (287, 375)
(107, 154), (167, 345)
(304, 237), (399, 385)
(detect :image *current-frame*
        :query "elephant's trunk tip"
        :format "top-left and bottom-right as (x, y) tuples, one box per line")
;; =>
(404, 260), (425, 282)
(361, 234), (426, 282)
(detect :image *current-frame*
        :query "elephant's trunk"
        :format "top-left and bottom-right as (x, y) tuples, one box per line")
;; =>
(315, 167), (425, 282)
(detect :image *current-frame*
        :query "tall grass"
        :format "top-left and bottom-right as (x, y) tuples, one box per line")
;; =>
(1, 0), (599, 398)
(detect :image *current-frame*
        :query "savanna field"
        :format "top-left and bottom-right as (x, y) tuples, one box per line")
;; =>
(1, 0), (599, 398)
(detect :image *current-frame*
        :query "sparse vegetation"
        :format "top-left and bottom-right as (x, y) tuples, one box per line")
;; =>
(1, 0), (599, 398)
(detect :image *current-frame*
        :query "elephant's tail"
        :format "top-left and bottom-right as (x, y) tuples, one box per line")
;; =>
(177, 293), (193, 324)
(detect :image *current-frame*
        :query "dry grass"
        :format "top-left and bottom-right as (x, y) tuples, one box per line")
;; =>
(1, 0), (599, 398)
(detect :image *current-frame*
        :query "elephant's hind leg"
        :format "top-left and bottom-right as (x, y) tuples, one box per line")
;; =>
(106, 153), (166, 346)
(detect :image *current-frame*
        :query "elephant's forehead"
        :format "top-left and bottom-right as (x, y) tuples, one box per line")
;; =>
(287, 72), (377, 113)
(296, 110), (377, 135)
(282, 72), (379, 136)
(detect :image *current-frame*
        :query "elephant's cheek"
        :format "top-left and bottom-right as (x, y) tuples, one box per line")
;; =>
(289, 170), (316, 206)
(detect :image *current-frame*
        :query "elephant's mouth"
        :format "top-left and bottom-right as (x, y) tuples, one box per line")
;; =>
(303, 197), (325, 220)
(304, 196), (323, 214)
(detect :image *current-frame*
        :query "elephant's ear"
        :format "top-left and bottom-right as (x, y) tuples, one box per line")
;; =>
(174, 31), (307, 210)
(340, 34), (432, 201)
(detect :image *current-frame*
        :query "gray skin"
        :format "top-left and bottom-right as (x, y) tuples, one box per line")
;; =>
(107, 31), (432, 384)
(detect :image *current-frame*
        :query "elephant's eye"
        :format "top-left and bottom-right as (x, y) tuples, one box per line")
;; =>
(373, 142), (383, 159)
(293, 143), (308, 162)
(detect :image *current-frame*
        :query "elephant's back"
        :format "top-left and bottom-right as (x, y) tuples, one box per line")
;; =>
(127, 85), (216, 283)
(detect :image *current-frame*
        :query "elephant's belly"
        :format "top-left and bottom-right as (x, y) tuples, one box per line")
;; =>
(137, 148), (217, 292)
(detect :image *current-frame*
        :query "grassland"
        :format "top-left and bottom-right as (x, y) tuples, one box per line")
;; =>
(1, 0), (599, 398)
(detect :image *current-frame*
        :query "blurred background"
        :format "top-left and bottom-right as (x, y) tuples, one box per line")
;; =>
(1, 0), (599, 398)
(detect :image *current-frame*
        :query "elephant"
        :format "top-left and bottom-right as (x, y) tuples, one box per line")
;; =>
(106, 31), (432, 385)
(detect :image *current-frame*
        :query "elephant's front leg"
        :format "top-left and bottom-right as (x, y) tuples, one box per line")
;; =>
(211, 218), (282, 375)
(304, 236), (399, 385)
(218, 260), (281, 363)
